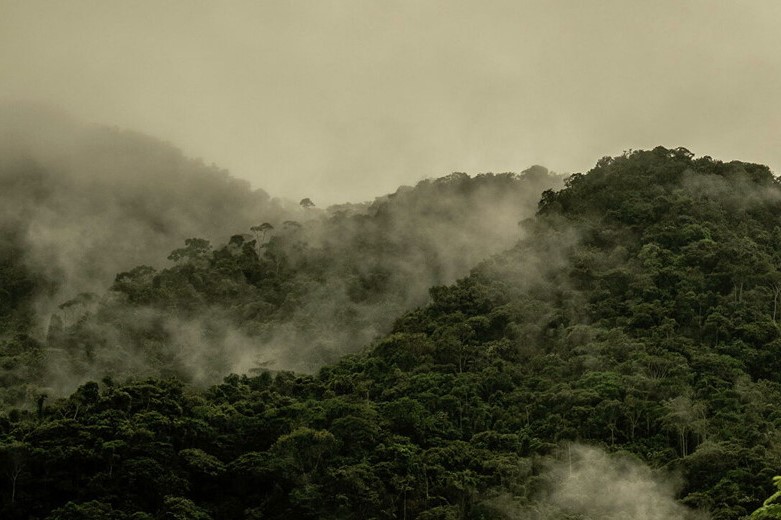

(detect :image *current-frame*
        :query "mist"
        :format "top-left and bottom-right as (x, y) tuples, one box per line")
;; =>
(487, 445), (708, 520)
(39, 159), (562, 389)
(3, 0), (780, 391)
(2, 2), (780, 204)
(0, 100), (567, 397)
(0, 104), (301, 329)
(542, 445), (705, 520)
(2, 4), (780, 519)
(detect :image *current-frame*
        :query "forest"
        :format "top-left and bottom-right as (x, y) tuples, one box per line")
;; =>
(2, 130), (781, 518)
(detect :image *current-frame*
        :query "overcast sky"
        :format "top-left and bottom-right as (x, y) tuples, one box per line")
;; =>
(2, 1), (780, 204)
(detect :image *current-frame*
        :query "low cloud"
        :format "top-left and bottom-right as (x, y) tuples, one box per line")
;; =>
(489, 445), (708, 520)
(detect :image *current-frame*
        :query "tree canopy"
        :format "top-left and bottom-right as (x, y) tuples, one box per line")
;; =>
(0, 148), (779, 518)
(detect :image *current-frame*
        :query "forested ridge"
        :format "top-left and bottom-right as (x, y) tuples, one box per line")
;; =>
(0, 104), (299, 335)
(2, 146), (781, 518)
(0, 107), (561, 392)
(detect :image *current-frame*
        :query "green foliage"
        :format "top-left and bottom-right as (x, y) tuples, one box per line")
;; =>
(35, 167), (563, 384)
(3, 148), (781, 518)
(750, 477), (781, 519)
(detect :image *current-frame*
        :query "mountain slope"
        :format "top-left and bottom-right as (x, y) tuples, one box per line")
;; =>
(2, 147), (780, 519)
(0, 104), (299, 333)
(0, 106), (563, 391)
(42, 167), (562, 389)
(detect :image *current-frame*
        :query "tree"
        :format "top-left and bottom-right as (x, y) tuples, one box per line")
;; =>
(179, 448), (225, 478)
(750, 476), (781, 519)
(768, 270), (781, 324)
(0, 440), (28, 504)
(249, 223), (274, 252)
(271, 428), (337, 481)
(113, 265), (158, 303)
(167, 238), (212, 265)
(662, 394), (707, 457)
(160, 496), (213, 520)
(44, 500), (128, 519)
(299, 198), (315, 209)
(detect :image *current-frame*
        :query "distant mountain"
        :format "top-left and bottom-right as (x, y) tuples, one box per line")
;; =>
(0, 105), (300, 333)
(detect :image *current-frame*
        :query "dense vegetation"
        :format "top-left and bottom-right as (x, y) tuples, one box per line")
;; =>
(37, 166), (559, 386)
(2, 146), (781, 518)
(0, 104), (299, 333)
(0, 106), (561, 390)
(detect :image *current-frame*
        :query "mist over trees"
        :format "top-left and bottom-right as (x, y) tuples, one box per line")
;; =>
(0, 104), (301, 332)
(0, 104), (563, 393)
(43, 165), (564, 389)
(3, 123), (781, 519)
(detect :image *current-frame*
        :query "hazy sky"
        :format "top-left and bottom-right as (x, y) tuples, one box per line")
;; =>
(2, 1), (780, 204)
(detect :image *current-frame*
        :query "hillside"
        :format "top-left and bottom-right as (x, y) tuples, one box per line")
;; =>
(2, 147), (781, 519)
(40, 167), (561, 392)
(0, 105), (300, 333)
(0, 107), (562, 397)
